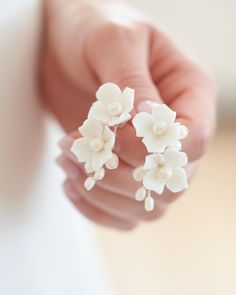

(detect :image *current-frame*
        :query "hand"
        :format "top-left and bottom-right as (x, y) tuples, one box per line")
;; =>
(42, 0), (217, 230)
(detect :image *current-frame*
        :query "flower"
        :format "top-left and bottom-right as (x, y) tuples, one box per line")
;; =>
(132, 104), (188, 153)
(71, 119), (115, 172)
(88, 83), (134, 126)
(143, 149), (188, 194)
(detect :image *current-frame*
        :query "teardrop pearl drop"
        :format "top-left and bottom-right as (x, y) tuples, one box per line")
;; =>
(145, 196), (154, 211)
(84, 177), (96, 191)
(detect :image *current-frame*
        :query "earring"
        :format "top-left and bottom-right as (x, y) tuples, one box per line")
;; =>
(132, 104), (189, 211)
(71, 83), (134, 191)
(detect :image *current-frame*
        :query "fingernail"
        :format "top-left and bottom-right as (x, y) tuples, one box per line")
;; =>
(58, 136), (74, 150)
(56, 156), (80, 179)
(137, 100), (159, 113)
(64, 181), (80, 202)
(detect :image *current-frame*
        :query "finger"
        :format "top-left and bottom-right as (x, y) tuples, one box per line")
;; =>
(149, 28), (217, 161)
(64, 180), (137, 231)
(89, 22), (162, 107)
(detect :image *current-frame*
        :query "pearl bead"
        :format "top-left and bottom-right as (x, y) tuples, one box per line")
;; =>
(135, 187), (147, 201)
(108, 101), (123, 116)
(89, 138), (104, 152)
(105, 154), (119, 169)
(153, 121), (167, 136)
(133, 166), (146, 181)
(159, 166), (173, 181)
(84, 177), (96, 191)
(94, 168), (105, 180)
(145, 196), (154, 211)
(179, 125), (189, 139)
(84, 162), (93, 173)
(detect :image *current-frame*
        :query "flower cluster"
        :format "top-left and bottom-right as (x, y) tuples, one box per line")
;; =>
(132, 104), (189, 211)
(71, 83), (134, 190)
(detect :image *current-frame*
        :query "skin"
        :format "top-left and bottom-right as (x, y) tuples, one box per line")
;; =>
(41, 0), (217, 230)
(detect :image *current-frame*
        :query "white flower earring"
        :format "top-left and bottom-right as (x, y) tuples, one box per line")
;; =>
(71, 83), (134, 191)
(132, 103), (189, 211)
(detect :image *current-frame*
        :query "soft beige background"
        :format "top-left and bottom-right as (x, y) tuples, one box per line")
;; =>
(95, 1), (236, 294)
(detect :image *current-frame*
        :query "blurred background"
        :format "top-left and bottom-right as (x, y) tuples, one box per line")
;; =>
(95, 0), (236, 294)
(0, 0), (235, 294)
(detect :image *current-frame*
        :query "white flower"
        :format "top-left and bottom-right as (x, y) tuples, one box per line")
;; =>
(132, 104), (188, 153)
(88, 83), (134, 126)
(143, 149), (188, 194)
(71, 119), (115, 172)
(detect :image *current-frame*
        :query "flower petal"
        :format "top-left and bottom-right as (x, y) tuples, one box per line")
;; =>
(91, 149), (113, 171)
(152, 104), (176, 124)
(96, 83), (121, 104)
(132, 112), (153, 137)
(71, 138), (91, 163)
(142, 133), (166, 153)
(164, 149), (188, 168)
(122, 87), (135, 113)
(166, 168), (188, 192)
(103, 126), (115, 149)
(143, 169), (165, 194)
(108, 113), (131, 126)
(88, 102), (111, 125)
(144, 154), (164, 170)
(79, 118), (104, 139)
(161, 124), (179, 147)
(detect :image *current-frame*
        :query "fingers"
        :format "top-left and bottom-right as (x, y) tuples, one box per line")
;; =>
(58, 155), (166, 222)
(149, 28), (217, 161)
(64, 180), (137, 231)
(88, 22), (162, 106)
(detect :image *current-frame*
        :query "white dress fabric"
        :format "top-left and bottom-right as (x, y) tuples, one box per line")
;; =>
(0, 1), (112, 294)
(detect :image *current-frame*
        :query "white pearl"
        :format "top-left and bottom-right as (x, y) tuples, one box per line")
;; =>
(105, 154), (119, 169)
(179, 125), (189, 139)
(89, 138), (104, 152)
(84, 162), (93, 173)
(133, 166), (146, 181)
(159, 166), (173, 181)
(94, 168), (105, 180)
(145, 196), (154, 211)
(135, 187), (147, 201)
(84, 177), (96, 191)
(108, 101), (123, 116)
(153, 121), (167, 136)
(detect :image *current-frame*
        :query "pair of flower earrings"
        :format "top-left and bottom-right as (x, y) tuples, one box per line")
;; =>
(71, 83), (189, 211)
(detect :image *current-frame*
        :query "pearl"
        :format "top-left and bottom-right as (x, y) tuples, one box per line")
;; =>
(89, 138), (104, 152)
(135, 187), (147, 201)
(84, 177), (96, 191)
(94, 168), (105, 180)
(84, 162), (93, 173)
(179, 125), (189, 139)
(144, 196), (154, 211)
(105, 153), (119, 169)
(108, 101), (123, 116)
(159, 166), (173, 181)
(153, 121), (167, 136)
(133, 166), (146, 181)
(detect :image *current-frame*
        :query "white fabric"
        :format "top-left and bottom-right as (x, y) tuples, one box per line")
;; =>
(0, 1), (112, 294)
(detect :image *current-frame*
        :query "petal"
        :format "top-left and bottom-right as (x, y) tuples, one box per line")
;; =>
(96, 83), (121, 104)
(122, 87), (135, 113)
(79, 118), (104, 139)
(164, 149), (188, 168)
(143, 169), (165, 194)
(161, 124), (179, 147)
(142, 133), (166, 153)
(103, 126), (115, 149)
(152, 104), (176, 124)
(108, 113), (131, 126)
(166, 168), (188, 193)
(88, 102), (111, 125)
(71, 138), (91, 163)
(91, 149), (113, 171)
(144, 154), (164, 170)
(132, 112), (153, 137)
